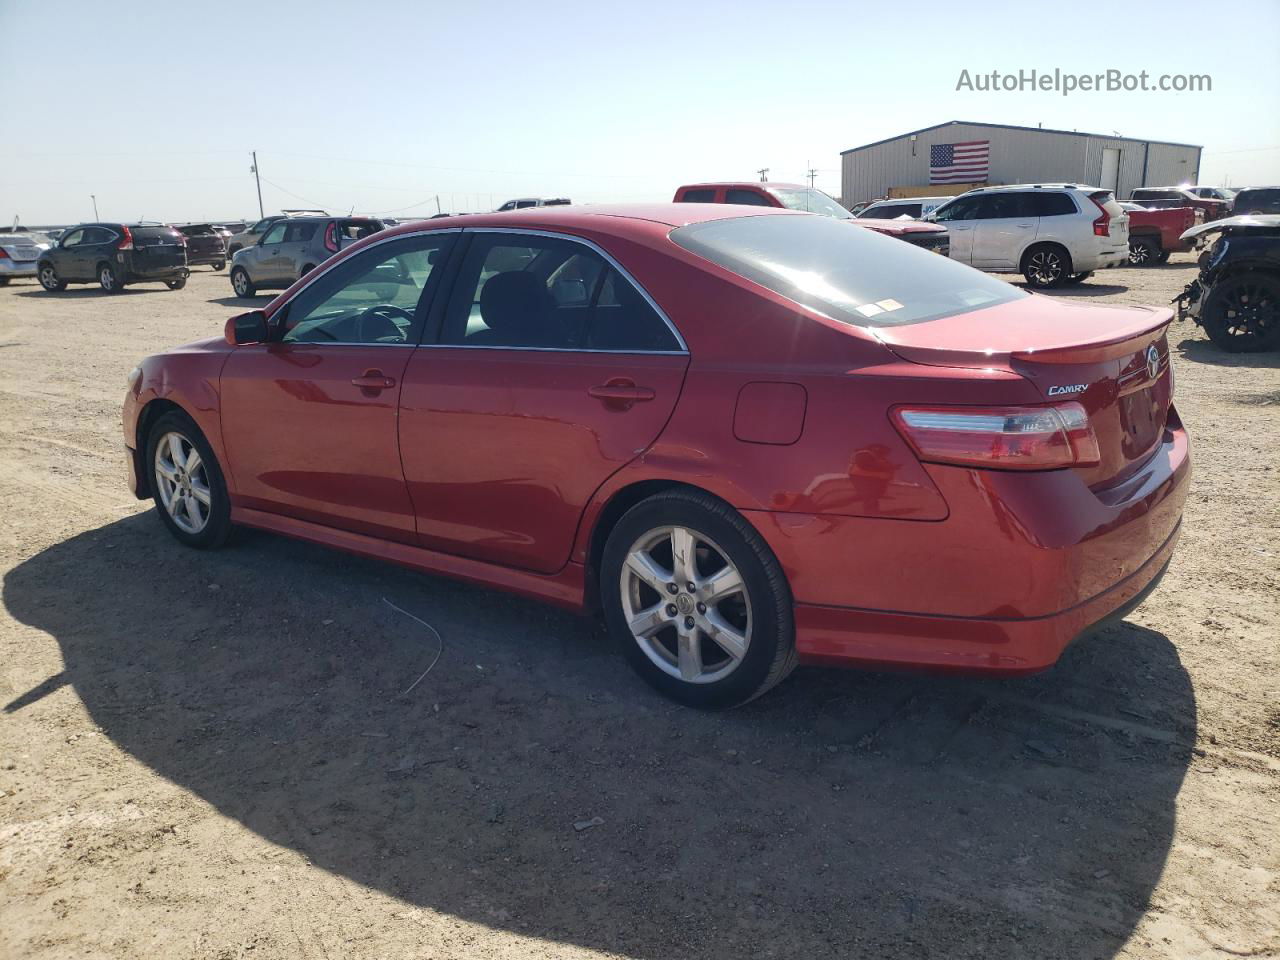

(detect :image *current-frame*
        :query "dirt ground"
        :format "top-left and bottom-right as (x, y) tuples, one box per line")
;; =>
(1, 256), (1277, 960)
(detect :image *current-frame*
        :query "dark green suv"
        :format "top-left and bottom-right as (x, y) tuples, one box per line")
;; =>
(37, 223), (189, 293)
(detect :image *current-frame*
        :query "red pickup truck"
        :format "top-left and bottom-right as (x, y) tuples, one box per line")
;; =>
(1120, 202), (1199, 265)
(673, 182), (950, 256)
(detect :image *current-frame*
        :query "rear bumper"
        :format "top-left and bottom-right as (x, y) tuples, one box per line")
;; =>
(748, 410), (1191, 673)
(0, 258), (39, 278)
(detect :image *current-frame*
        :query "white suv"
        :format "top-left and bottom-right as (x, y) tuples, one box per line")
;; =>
(927, 184), (1129, 288)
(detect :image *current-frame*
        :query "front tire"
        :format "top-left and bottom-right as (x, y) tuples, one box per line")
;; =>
(1022, 244), (1073, 289)
(1062, 271), (1093, 286)
(99, 262), (123, 293)
(601, 489), (796, 708)
(1201, 273), (1280, 353)
(165, 277), (187, 290)
(145, 410), (234, 548)
(38, 263), (66, 292)
(213, 260), (226, 271)
(231, 266), (256, 298)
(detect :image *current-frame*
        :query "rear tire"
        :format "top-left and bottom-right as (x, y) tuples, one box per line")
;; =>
(601, 489), (797, 709)
(213, 260), (226, 271)
(145, 410), (234, 549)
(165, 277), (187, 290)
(1022, 244), (1073, 289)
(1063, 272), (1093, 285)
(1156, 250), (1172, 264)
(1128, 237), (1159, 266)
(231, 266), (256, 298)
(98, 262), (123, 293)
(38, 263), (66, 292)
(1201, 273), (1280, 353)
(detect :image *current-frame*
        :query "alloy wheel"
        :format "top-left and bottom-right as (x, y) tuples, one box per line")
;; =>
(233, 271), (248, 296)
(619, 525), (751, 684)
(39, 265), (58, 289)
(1027, 250), (1063, 285)
(1219, 282), (1278, 342)
(1128, 241), (1151, 265)
(100, 267), (116, 291)
(154, 431), (212, 534)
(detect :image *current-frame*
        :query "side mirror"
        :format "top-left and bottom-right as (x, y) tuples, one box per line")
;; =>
(225, 310), (269, 345)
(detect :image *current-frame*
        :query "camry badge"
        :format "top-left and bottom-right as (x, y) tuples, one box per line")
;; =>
(1146, 344), (1160, 379)
(1047, 384), (1087, 396)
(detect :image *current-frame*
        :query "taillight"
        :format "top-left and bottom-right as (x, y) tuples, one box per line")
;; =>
(0, 247), (9, 260)
(1089, 195), (1111, 237)
(323, 222), (338, 253)
(117, 226), (134, 250)
(892, 402), (1100, 471)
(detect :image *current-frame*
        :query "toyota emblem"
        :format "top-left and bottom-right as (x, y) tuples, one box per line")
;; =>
(1145, 344), (1160, 379)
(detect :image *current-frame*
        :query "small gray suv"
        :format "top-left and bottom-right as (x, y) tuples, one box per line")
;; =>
(229, 216), (385, 296)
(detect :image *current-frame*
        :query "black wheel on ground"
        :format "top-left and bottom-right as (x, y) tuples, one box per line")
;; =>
(213, 260), (226, 271)
(98, 262), (123, 293)
(1021, 244), (1073, 289)
(600, 488), (797, 709)
(165, 277), (187, 290)
(1156, 249), (1172, 264)
(1128, 237), (1159, 266)
(144, 410), (234, 549)
(230, 266), (256, 298)
(1062, 272), (1093, 285)
(38, 263), (66, 292)
(1200, 273), (1280, 353)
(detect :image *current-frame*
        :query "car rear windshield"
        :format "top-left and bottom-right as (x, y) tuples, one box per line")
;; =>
(858, 203), (919, 219)
(767, 187), (852, 219)
(670, 213), (1025, 328)
(132, 226), (183, 241)
(179, 224), (216, 236)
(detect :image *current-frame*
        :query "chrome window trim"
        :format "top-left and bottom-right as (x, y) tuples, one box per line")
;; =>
(268, 225), (689, 356)
(449, 226), (689, 355)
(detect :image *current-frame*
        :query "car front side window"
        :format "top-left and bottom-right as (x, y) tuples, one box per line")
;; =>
(59, 229), (85, 247)
(278, 234), (455, 346)
(261, 223), (287, 245)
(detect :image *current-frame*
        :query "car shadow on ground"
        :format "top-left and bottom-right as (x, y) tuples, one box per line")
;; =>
(4, 514), (1196, 959)
(1176, 336), (1280, 369)
(13, 288), (171, 299)
(207, 295), (272, 307)
(1019, 281), (1130, 297)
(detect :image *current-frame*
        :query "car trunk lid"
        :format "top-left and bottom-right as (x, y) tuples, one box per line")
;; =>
(875, 294), (1174, 488)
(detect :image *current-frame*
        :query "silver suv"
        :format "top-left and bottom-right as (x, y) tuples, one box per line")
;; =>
(229, 216), (385, 297)
(928, 184), (1129, 288)
(224, 209), (328, 259)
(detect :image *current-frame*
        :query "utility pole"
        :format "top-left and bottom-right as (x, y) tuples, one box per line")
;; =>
(757, 167), (769, 182)
(806, 163), (818, 188)
(250, 151), (264, 218)
(90, 195), (99, 220)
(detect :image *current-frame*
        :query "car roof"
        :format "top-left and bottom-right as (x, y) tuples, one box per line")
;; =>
(385, 203), (802, 235)
(678, 182), (808, 191)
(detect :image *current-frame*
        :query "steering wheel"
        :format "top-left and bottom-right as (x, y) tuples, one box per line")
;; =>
(355, 304), (414, 342)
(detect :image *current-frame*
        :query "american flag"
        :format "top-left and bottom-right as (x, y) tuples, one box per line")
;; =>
(929, 140), (990, 183)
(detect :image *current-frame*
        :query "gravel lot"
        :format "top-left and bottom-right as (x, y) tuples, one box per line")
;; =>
(1, 257), (1277, 960)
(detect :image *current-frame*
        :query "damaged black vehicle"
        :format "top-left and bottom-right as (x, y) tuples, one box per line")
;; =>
(1174, 215), (1280, 352)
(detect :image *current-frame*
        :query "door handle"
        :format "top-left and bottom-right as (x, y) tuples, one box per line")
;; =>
(351, 370), (396, 390)
(588, 380), (655, 408)
(951, 225), (972, 231)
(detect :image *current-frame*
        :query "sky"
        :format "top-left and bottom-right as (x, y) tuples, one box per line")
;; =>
(2, 0), (1278, 225)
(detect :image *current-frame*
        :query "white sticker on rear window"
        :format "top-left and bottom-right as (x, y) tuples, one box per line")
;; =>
(875, 298), (903, 312)
(856, 303), (884, 318)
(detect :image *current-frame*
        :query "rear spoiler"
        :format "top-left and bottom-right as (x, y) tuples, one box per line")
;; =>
(1011, 309), (1172, 363)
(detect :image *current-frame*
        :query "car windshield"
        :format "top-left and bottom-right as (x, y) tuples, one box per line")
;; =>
(670, 213), (1024, 328)
(767, 188), (852, 219)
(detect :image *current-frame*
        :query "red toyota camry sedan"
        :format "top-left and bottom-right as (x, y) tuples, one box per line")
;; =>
(122, 205), (1190, 707)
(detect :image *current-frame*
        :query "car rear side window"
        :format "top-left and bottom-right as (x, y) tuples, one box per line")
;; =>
(861, 203), (919, 219)
(679, 189), (716, 203)
(439, 233), (681, 352)
(724, 189), (773, 207)
(284, 222), (318, 243)
(1029, 193), (1078, 216)
(670, 213), (1025, 328)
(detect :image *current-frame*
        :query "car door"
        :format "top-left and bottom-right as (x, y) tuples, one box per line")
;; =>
(79, 226), (120, 280)
(251, 220), (290, 282)
(971, 193), (1037, 269)
(52, 228), (87, 279)
(279, 220), (319, 278)
(398, 229), (690, 574)
(218, 231), (457, 542)
(928, 195), (982, 263)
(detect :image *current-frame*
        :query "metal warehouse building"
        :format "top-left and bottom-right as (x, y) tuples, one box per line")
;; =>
(840, 120), (1202, 206)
